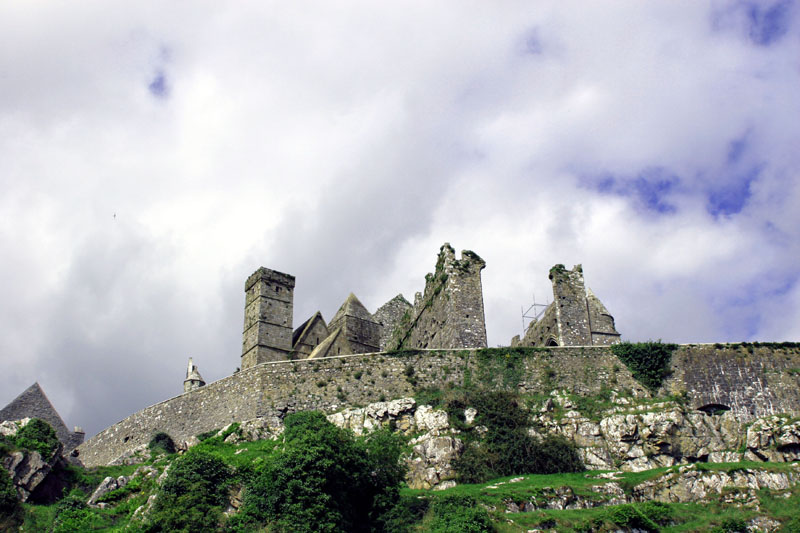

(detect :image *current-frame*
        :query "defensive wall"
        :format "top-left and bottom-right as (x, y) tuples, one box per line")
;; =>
(77, 343), (800, 467)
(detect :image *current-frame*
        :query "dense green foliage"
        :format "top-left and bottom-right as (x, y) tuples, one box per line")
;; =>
(144, 449), (231, 532)
(147, 432), (176, 455)
(450, 390), (583, 483)
(237, 411), (406, 533)
(13, 418), (60, 459)
(0, 467), (19, 521)
(426, 495), (495, 532)
(610, 341), (678, 392)
(51, 491), (100, 533)
(604, 501), (673, 531)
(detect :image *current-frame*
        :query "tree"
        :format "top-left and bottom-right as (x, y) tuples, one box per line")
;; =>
(240, 411), (405, 533)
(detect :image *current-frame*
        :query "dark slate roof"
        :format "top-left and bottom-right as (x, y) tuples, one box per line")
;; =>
(0, 382), (71, 443)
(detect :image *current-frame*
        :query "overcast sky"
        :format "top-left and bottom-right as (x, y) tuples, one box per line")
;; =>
(1, 1), (799, 438)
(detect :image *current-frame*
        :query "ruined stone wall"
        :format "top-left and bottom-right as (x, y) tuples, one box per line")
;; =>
(516, 303), (560, 347)
(373, 295), (412, 350)
(587, 292), (621, 346)
(663, 344), (800, 421)
(389, 244), (487, 350)
(550, 265), (592, 346)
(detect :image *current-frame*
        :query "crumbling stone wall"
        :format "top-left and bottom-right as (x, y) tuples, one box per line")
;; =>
(373, 295), (412, 350)
(389, 244), (487, 350)
(514, 264), (620, 347)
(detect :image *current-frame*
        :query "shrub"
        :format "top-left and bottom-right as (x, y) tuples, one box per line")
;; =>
(427, 495), (495, 533)
(51, 491), (99, 533)
(0, 467), (19, 519)
(144, 449), (231, 532)
(610, 341), (678, 392)
(712, 517), (748, 533)
(605, 501), (673, 532)
(452, 390), (583, 482)
(148, 432), (176, 455)
(240, 411), (405, 533)
(14, 418), (60, 459)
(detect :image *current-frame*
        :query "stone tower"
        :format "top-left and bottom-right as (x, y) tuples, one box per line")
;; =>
(183, 357), (206, 392)
(241, 267), (295, 369)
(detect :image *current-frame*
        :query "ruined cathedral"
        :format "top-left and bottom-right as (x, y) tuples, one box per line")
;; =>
(238, 243), (619, 371)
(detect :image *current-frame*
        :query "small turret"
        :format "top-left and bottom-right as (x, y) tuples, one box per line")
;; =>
(183, 357), (206, 393)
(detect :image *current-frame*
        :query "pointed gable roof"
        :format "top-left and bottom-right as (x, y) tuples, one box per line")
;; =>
(0, 382), (71, 442)
(293, 311), (327, 347)
(374, 294), (412, 316)
(329, 293), (375, 329)
(586, 288), (611, 316)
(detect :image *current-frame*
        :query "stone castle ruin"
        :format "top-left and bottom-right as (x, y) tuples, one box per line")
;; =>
(73, 243), (800, 468)
(240, 243), (489, 371)
(511, 264), (620, 347)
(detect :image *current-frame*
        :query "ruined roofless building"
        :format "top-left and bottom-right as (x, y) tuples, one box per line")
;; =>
(387, 243), (488, 351)
(512, 264), (620, 347)
(238, 243), (488, 369)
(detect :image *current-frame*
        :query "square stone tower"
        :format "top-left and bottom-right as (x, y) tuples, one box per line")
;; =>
(241, 267), (295, 369)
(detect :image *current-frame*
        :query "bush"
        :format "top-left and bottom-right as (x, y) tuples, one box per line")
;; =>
(0, 467), (19, 519)
(52, 491), (99, 533)
(148, 432), (176, 455)
(610, 341), (678, 392)
(452, 390), (583, 482)
(239, 411), (405, 533)
(605, 501), (673, 532)
(712, 517), (748, 533)
(144, 449), (231, 532)
(14, 418), (60, 459)
(427, 495), (495, 533)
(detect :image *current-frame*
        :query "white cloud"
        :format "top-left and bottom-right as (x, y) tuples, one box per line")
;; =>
(0, 1), (798, 436)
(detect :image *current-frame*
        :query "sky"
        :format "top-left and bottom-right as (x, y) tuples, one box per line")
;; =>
(1, 1), (799, 438)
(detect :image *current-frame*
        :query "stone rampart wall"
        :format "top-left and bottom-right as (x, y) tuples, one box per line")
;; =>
(78, 366), (264, 467)
(664, 344), (800, 420)
(78, 344), (800, 467)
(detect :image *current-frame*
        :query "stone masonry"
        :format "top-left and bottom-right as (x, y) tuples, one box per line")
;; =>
(373, 295), (413, 350)
(241, 267), (296, 369)
(513, 264), (620, 347)
(77, 344), (800, 467)
(388, 244), (488, 351)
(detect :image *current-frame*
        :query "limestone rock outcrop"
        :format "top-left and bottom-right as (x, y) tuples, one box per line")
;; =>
(2, 447), (62, 502)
